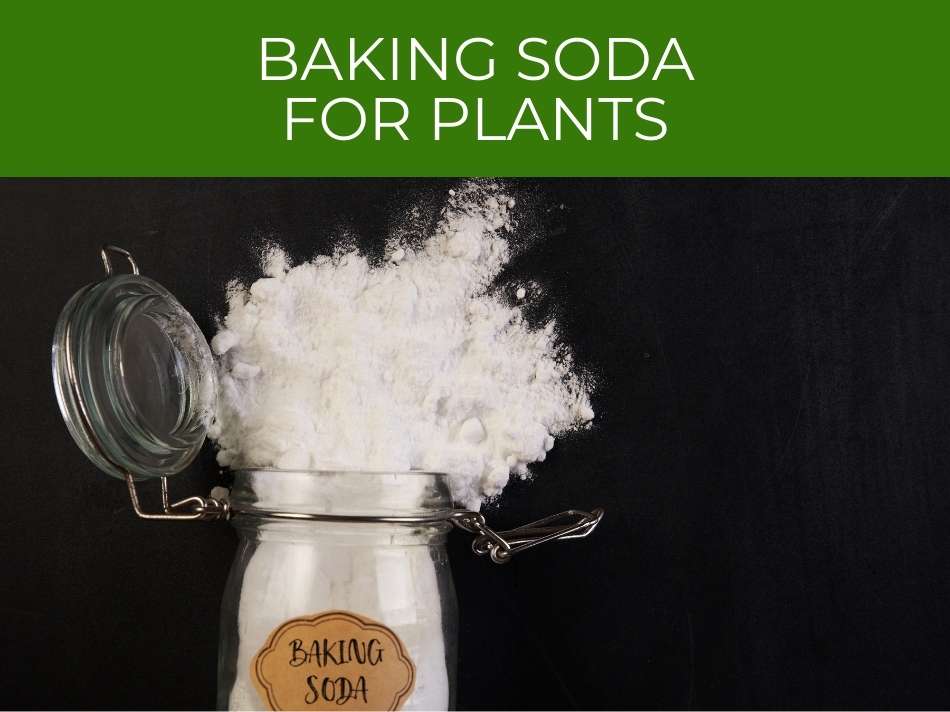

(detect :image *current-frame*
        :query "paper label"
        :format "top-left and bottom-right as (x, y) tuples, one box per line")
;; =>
(251, 610), (416, 711)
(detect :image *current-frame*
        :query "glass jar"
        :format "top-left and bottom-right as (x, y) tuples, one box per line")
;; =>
(218, 469), (459, 711)
(52, 247), (603, 711)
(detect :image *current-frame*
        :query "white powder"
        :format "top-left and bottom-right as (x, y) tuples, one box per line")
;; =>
(208, 182), (593, 508)
(213, 184), (594, 711)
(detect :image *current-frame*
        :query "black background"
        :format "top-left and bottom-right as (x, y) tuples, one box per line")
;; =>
(2, 179), (950, 710)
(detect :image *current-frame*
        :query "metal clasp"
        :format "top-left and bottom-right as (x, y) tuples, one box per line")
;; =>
(125, 474), (230, 521)
(101, 244), (139, 276)
(450, 507), (604, 564)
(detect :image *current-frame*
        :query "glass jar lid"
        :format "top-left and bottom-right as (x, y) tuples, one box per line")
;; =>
(51, 247), (216, 480)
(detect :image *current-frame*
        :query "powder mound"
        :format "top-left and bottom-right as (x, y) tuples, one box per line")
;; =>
(208, 184), (593, 510)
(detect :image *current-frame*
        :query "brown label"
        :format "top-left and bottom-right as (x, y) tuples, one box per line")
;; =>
(251, 610), (416, 711)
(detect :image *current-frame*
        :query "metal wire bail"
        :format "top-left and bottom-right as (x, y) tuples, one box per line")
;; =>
(100, 244), (139, 276)
(125, 474), (230, 521)
(449, 508), (605, 564)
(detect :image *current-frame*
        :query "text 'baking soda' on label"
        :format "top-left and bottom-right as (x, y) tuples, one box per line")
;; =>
(251, 610), (416, 711)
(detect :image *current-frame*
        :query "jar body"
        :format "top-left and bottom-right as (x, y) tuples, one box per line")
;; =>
(218, 470), (458, 711)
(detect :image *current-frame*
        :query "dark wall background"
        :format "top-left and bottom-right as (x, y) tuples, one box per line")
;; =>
(2, 179), (949, 710)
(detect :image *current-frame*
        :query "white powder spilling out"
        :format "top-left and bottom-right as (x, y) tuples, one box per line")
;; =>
(208, 183), (593, 509)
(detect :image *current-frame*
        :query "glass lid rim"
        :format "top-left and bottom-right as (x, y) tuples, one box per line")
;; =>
(52, 249), (215, 480)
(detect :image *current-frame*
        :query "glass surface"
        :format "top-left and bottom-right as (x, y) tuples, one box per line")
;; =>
(120, 310), (185, 436)
(51, 274), (216, 479)
(218, 470), (458, 711)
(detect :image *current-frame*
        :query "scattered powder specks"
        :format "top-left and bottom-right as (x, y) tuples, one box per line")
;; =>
(208, 184), (593, 510)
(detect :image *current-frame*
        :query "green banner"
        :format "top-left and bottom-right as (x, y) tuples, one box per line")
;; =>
(2, 2), (947, 176)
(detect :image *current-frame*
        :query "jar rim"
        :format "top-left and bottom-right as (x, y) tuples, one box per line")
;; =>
(231, 467), (450, 478)
(227, 468), (457, 521)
